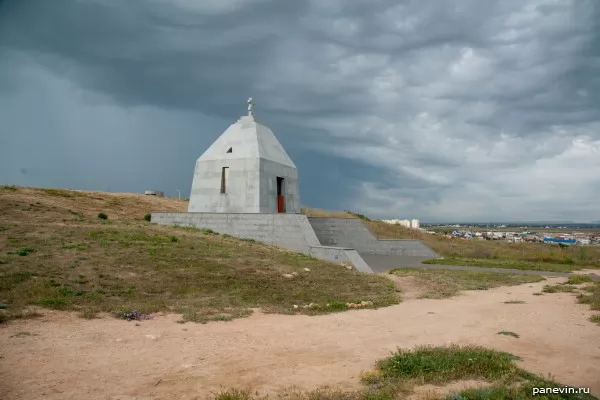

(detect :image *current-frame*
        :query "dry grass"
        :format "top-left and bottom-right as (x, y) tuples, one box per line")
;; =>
(0, 187), (399, 323)
(540, 277), (600, 326)
(576, 282), (600, 323)
(374, 222), (600, 270)
(420, 258), (586, 273)
(389, 268), (544, 299)
(300, 207), (356, 218)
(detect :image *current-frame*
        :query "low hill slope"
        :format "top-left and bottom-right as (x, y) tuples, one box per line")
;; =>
(0, 186), (398, 323)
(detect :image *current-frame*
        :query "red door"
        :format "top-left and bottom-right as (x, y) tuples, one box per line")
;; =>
(277, 195), (285, 213)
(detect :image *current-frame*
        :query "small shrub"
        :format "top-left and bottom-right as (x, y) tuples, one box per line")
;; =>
(542, 284), (575, 293)
(97, 212), (108, 220)
(17, 247), (35, 256)
(497, 331), (520, 338)
(590, 314), (600, 325)
(117, 309), (154, 321)
(143, 213), (151, 222)
(170, 236), (178, 243)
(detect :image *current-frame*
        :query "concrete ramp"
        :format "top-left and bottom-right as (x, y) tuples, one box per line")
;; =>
(307, 217), (438, 271)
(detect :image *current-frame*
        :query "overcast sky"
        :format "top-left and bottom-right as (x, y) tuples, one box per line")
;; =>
(1, 0), (599, 223)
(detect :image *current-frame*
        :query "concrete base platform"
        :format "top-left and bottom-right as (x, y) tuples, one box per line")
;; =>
(151, 211), (374, 273)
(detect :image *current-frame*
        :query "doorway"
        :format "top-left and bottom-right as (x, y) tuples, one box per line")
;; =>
(276, 177), (285, 213)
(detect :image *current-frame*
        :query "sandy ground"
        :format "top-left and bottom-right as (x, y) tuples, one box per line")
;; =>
(1, 278), (599, 400)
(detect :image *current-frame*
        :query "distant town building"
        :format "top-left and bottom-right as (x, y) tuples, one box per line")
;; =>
(144, 190), (165, 197)
(381, 218), (420, 229)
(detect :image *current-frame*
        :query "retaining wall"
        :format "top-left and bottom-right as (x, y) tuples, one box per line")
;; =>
(307, 217), (439, 258)
(151, 212), (373, 273)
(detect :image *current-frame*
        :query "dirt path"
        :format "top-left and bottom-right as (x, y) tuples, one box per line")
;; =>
(1, 279), (599, 400)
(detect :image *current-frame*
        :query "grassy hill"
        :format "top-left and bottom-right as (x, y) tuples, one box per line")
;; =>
(0, 186), (399, 323)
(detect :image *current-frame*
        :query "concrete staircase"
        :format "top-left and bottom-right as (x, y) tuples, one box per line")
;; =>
(307, 217), (438, 257)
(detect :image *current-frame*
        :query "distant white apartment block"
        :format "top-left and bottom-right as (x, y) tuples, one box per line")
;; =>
(381, 218), (420, 229)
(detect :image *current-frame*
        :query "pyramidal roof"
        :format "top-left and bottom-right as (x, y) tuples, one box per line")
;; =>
(197, 102), (296, 168)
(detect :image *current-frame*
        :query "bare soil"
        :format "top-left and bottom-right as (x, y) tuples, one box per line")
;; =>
(1, 279), (599, 400)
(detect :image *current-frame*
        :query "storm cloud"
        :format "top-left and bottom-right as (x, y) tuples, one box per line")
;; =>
(1, 0), (599, 222)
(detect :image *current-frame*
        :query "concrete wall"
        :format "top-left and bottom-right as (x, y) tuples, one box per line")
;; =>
(309, 246), (373, 273)
(151, 212), (373, 272)
(307, 217), (439, 257)
(259, 159), (300, 213)
(188, 157), (300, 214)
(188, 158), (260, 213)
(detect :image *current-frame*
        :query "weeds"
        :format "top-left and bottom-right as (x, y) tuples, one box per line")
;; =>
(17, 247), (35, 256)
(497, 331), (520, 338)
(566, 276), (594, 285)
(391, 268), (543, 299)
(542, 284), (576, 293)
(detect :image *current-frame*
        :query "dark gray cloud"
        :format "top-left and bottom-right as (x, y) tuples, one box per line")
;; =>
(1, 0), (599, 222)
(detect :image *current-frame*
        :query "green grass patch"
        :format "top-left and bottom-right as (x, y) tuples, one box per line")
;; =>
(566, 276), (595, 285)
(422, 258), (584, 273)
(542, 284), (576, 293)
(373, 345), (521, 384)
(450, 381), (596, 399)
(211, 345), (598, 400)
(576, 282), (600, 312)
(17, 247), (35, 256)
(390, 268), (544, 299)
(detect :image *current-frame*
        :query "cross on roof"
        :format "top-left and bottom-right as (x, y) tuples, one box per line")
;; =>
(247, 97), (254, 116)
